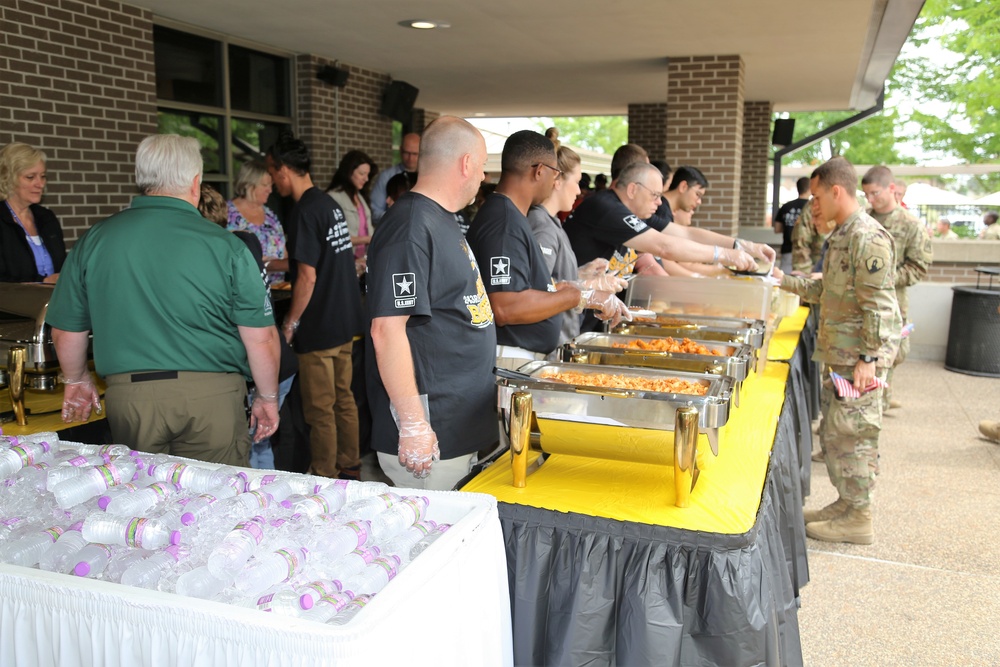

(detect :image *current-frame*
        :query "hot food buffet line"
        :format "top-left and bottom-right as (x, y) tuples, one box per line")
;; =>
(0, 276), (818, 666)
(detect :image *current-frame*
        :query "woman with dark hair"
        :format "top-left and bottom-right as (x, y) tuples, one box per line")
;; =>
(326, 150), (378, 259)
(0, 142), (66, 283)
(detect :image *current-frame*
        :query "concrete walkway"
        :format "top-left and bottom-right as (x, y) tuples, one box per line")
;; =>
(798, 359), (1000, 666)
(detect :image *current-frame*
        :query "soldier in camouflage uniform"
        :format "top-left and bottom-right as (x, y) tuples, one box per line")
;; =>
(861, 166), (932, 411)
(791, 197), (828, 275)
(772, 156), (902, 545)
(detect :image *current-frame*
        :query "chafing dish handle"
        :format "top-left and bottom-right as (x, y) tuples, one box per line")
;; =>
(510, 391), (532, 488)
(674, 406), (699, 508)
(7, 346), (27, 426)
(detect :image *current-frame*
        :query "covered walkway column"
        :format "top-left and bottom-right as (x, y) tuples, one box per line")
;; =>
(741, 101), (774, 229)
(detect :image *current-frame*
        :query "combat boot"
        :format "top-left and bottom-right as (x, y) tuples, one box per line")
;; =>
(802, 497), (848, 524)
(806, 507), (873, 545)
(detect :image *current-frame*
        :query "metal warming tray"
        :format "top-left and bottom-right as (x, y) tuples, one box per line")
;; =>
(496, 362), (735, 507)
(562, 332), (751, 383)
(625, 274), (778, 324)
(613, 314), (766, 351)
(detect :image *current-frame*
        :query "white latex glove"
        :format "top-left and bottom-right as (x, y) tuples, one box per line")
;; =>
(390, 395), (440, 479)
(577, 258), (629, 292)
(576, 289), (633, 328)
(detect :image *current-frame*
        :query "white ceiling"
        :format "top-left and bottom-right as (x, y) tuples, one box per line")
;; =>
(132, 0), (925, 117)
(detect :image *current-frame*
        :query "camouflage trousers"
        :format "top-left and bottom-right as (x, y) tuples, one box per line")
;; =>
(818, 364), (888, 510)
(883, 332), (909, 409)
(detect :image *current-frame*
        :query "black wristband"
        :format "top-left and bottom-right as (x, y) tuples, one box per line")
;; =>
(859, 354), (877, 363)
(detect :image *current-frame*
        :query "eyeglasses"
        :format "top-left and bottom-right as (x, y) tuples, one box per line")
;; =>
(864, 189), (883, 200)
(634, 182), (662, 201)
(532, 163), (564, 178)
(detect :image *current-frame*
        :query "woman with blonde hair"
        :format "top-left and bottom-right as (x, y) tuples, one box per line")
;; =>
(227, 160), (288, 284)
(0, 142), (66, 283)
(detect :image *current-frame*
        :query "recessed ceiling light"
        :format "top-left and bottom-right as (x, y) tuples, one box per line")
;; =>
(399, 19), (450, 30)
(473, 113), (487, 117)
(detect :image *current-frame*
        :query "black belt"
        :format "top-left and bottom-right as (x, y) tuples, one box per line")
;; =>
(130, 371), (179, 383)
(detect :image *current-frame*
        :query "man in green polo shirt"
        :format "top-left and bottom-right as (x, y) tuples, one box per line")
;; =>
(47, 134), (280, 466)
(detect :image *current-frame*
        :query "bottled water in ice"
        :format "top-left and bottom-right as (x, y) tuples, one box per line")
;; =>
(340, 555), (400, 596)
(73, 543), (114, 577)
(327, 546), (380, 582)
(327, 594), (373, 626)
(96, 483), (142, 511)
(105, 481), (179, 516)
(120, 545), (189, 589)
(409, 523), (451, 560)
(12, 462), (51, 491)
(206, 516), (267, 578)
(147, 462), (241, 493)
(283, 484), (348, 515)
(335, 493), (400, 522)
(0, 439), (55, 481)
(236, 547), (309, 597)
(311, 520), (370, 561)
(104, 548), (153, 584)
(247, 474), (310, 503)
(238, 587), (306, 616)
(0, 525), (65, 566)
(52, 459), (138, 509)
(178, 488), (238, 525)
(38, 526), (88, 573)
(218, 490), (271, 518)
(369, 496), (429, 542)
(70, 444), (133, 458)
(81, 514), (180, 549)
(2, 432), (59, 448)
(302, 590), (355, 624)
(297, 579), (343, 611)
(174, 565), (231, 599)
(377, 520), (438, 565)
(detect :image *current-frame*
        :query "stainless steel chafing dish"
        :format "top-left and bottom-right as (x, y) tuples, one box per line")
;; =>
(561, 331), (752, 406)
(613, 314), (766, 351)
(0, 283), (88, 425)
(496, 361), (734, 507)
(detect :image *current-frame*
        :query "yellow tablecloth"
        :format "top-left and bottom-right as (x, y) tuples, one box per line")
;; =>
(1, 376), (106, 437)
(768, 305), (810, 361)
(463, 361), (790, 534)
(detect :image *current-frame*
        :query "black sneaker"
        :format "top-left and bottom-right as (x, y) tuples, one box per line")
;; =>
(338, 465), (362, 481)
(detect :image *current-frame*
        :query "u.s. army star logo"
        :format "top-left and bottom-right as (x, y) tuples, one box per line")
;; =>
(865, 256), (885, 274)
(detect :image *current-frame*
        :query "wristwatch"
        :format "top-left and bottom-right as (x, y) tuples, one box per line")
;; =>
(859, 354), (877, 363)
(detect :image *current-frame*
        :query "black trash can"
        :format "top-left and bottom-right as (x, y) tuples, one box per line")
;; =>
(944, 267), (1000, 378)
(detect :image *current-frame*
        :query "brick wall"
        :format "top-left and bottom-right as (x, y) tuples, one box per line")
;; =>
(295, 55), (394, 188)
(740, 101), (772, 228)
(0, 0), (157, 244)
(926, 262), (992, 284)
(666, 55), (745, 236)
(627, 103), (669, 161)
(410, 108), (440, 133)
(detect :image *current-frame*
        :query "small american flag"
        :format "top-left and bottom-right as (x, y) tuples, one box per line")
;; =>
(901, 322), (915, 339)
(830, 370), (888, 399)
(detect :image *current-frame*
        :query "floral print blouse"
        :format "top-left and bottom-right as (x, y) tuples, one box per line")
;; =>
(226, 201), (286, 284)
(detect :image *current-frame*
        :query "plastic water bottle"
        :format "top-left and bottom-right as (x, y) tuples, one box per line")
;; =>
(238, 587), (306, 616)
(2, 431), (59, 448)
(369, 496), (429, 542)
(0, 440), (55, 481)
(0, 525), (65, 566)
(327, 546), (380, 582)
(177, 488), (239, 525)
(235, 547), (309, 597)
(206, 516), (267, 577)
(52, 459), (137, 509)
(218, 490), (272, 517)
(409, 523), (451, 560)
(302, 590), (356, 623)
(38, 526), (88, 572)
(284, 483), (351, 516)
(327, 594), (372, 626)
(81, 514), (180, 549)
(247, 474), (311, 503)
(340, 555), (401, 596)
(311, 520), (370, 561)
(378, 521), (438, 565)
(174, 565), (231, 599)
(73, 543), (115, 577)
(297, 579), (343, 611)
(335, 493), (400, 522)
(105, 481), (179, 516)
(12, 462), (51, 491)
(147, 462), (241, 493)
(96, 483), (143, 511)
(120, 545), (189, 589)
(104, 548), (153, 583)
(70, 444), (132, 457)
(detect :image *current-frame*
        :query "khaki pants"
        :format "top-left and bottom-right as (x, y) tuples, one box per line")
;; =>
(105, 371), (250, 467)
(298, 341), (361, 477)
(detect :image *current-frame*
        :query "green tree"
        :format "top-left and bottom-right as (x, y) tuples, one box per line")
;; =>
(898, 0), (1000, 192)
(776, 106), (916, 167)
(534, 116), (627, 154)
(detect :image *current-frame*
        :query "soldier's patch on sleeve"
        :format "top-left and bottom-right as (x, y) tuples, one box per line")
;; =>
(865, 256), (886, 274)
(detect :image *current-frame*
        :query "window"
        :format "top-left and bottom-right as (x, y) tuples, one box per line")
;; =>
(153, 23), (294, 195)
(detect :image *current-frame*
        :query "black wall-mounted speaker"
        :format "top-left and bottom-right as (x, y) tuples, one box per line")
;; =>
(772, 118), (795, 146)
(380, 81), (419, 123)
(317, 65), (350, 88)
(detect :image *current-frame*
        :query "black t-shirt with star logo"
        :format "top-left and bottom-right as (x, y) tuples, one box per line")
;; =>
(365, 192), (497, 459)
(467, 193), (562, 354)
(286, 187), (364, 352)
(564, 189), (649, 277)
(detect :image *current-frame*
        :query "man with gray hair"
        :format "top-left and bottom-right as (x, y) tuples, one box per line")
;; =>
(48, 134), (281, 466)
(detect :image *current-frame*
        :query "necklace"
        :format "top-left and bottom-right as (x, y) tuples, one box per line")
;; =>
(5, 201), (40, 242)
